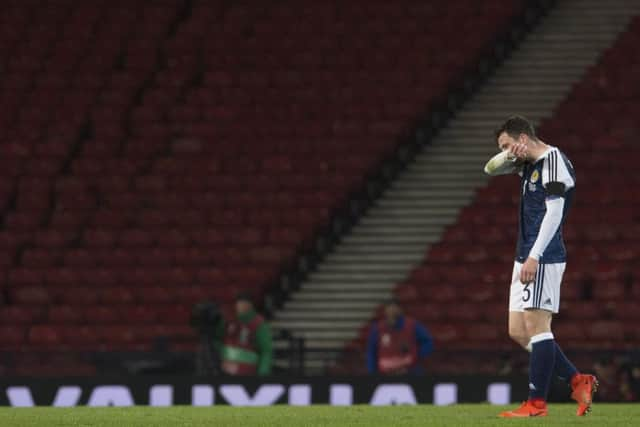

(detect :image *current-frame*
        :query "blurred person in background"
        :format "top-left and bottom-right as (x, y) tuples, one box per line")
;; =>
(593, 356), (636, 402)
(630, 365), (640, 401)
(366, 299), (434, 375)
(217, 293), (273, 376)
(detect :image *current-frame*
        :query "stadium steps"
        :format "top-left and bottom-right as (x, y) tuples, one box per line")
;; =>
(272, 0), (640, 374)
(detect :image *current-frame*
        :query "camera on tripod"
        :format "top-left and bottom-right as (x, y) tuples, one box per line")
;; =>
(190, 300), (223, 375)
(190, 301), (223, 337)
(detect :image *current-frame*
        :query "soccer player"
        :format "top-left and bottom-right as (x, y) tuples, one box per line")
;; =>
(484, 116), (598, 417)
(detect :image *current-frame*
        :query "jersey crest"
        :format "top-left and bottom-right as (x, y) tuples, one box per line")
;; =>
(530, 169), (539, 183)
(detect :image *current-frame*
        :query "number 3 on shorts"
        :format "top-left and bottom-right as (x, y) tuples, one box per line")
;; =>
(522, 283), (531, 302)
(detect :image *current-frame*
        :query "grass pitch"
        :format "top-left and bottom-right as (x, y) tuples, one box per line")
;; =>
(0, 404), (638, 427)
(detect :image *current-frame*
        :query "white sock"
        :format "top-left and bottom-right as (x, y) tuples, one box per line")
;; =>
(526, 332), (554, 352)
(530, 332), (554, 344)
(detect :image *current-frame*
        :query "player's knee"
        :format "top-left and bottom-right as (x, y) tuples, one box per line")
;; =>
(524, 319), (537, 337)
(523, 314), (550, 337)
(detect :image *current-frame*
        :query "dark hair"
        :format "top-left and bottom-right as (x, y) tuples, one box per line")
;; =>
(235, 292), (253, 304)
(385, 298), (400, 307)
(495, 115), (536, 142)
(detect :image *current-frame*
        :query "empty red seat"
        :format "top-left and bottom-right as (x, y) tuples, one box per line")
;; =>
(21, 249), (59, 268)
(136, 248), (174, 267)
(0, 251), (14, 268)
(0, 325), (27, 347)
(7, 268), (44, 287)
(124, 305), (160, 323)
(468, 323), (501, 343)
(64, 249), (97, 267)
(119, 230), (155, 247)
(85, 306), (120, 323)
(588, 321), (625, 341)
(56, 287), (100, 305)
(134, 286), (177, 303)
(60, 325), (102, 346)
(593, 281), (626, 300)
(404, 302), (445, 322)
(430, 323), (465, 344)
(0, 306), (43, 324)
(445, 303), (483, 321)
(156, 304), (191, 324)
(28, 325), (62, 346)
(4, 212), (43, 230)
(48, 305), (85, 323)
(100, 287), (135, 304)
(99, 325), (137, 345)
(553, 322), (586, 341)
(616, 302), (640, 320)
(83, 229), (117, 247)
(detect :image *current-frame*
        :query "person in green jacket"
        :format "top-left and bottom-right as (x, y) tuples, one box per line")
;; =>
(217, 293), (273, 376)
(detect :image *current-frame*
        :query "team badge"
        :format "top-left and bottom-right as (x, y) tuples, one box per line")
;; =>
(530, 170), (539, 183)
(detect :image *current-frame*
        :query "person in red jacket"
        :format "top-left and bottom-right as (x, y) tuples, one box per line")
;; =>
(367, 299), (434, 375)
(217, 293), (273, 376)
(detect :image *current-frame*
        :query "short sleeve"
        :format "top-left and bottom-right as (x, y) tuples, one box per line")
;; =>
(542, 150), (574, 197)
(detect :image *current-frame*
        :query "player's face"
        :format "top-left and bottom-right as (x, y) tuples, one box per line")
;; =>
(235, 300), (251, 315)
(384, 304), (400, 322)
(497, 132), (518, 151)
(497, 132), (528, 159)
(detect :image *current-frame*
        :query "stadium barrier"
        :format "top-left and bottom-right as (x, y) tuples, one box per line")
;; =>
(1, 375), (545, 407)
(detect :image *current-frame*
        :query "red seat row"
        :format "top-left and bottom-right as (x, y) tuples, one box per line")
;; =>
(0, 0), (524, 373)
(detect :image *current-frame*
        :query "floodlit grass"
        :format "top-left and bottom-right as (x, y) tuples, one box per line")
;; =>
(0, 403), (638, 427)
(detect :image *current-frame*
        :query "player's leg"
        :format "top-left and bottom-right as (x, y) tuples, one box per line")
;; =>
(500, 264), (550, 417)
(502, 263), (556, 417)
(548, 316), (578, 382)
(508, 311), (529, 349)
(523, 307), (552, 336)
(543, 262), (597, 415)
(529, 263), (578, 383)
(523, 307), (555, 407)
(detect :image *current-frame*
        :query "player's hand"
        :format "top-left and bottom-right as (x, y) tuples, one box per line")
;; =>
(520, 257), (538, 284)
(508, 142), (528, 160)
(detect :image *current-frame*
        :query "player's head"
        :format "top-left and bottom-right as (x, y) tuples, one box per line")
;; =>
(495, 115), (537, 151)
(384, 298), (402, 323)
(235, 292), (254, 315)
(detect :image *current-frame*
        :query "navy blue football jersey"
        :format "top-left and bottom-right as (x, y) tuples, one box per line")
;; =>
(516, 147), (575, 263)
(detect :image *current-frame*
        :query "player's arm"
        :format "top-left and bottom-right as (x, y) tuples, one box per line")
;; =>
(530, 150), (575, 260)
(255, 322), (273, 375)
(483, 150), (525, 176)
(415, 322), (434, 358)
(528, 197), (564, 261)
(366, 324), (379, 374)
(520, 191), (564, 283)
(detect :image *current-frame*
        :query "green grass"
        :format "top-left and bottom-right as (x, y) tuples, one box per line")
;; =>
(0, 404), (638, 427)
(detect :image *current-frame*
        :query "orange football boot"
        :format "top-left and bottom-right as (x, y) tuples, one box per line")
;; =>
(499, 400), (548, 418)
(571, 374), (598, 416)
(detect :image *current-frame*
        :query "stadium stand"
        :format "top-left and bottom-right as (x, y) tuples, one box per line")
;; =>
(0, 0), (525, 374)
(340, 14), (640, 374)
